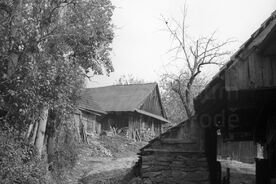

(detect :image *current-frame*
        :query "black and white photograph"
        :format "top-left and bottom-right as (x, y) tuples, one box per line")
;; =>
(0, 0), (276, 183)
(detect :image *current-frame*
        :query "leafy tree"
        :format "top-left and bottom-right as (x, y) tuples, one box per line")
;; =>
(0, 0), (114, 156)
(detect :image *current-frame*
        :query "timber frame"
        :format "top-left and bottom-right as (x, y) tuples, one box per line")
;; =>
(194, 10), (276, 184)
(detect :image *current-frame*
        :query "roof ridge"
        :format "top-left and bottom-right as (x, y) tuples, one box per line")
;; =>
(86, 82), (157, 89)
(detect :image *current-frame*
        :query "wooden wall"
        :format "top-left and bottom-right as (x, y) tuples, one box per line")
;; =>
(226, 53), (276, 91)
(101, 113), (129, 131)
(81, 111), (101, 134)
(100, 112), (163, 141)
(140, 87), (164, 117)
(128, 113), (163, 140)
(217, 135), (257, 163)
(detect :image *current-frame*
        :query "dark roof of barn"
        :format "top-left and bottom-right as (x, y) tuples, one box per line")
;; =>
(78, 91), (107, 115)
(82, 83), (157, 112)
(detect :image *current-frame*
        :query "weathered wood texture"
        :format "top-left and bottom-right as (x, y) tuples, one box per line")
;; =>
(217, 136), (257, 163)
(140, 87), (165, 117)
(139, 119), (209, 184)
(81, 111), (101, 134)
(226, 53), (276, 91)
(101, 112), (162, 141)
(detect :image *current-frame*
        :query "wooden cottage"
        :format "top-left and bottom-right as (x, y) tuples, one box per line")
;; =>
(80, 83), (169, 140)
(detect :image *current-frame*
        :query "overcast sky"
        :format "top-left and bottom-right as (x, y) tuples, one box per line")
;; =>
(87, 0), (276, 87)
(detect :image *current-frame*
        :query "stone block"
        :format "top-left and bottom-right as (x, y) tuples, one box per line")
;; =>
(142, 165), (169, 172)
(142, 171), (162, 178)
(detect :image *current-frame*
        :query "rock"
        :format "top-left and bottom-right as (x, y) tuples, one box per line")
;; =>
(142, 178), (153, 184)
(142, 171), (162, 178)
(129, 177), (143, 184)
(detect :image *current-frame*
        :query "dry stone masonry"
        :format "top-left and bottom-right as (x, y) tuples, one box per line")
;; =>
(138, 119), (210, 184)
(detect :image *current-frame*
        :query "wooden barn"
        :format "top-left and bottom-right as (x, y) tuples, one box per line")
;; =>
(135, 10), (276, 184)
(79, 83), (169, 140)
(194, 10), (276, 184)
(72, 92), (107, 142)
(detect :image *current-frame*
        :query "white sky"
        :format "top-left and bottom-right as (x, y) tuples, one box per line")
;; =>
(87, 0), (276, 87)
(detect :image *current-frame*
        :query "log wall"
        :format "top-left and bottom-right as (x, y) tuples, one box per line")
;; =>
(141, 151), (209, 184)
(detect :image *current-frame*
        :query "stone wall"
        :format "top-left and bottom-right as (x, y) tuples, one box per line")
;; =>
(141, 151), (209, 184)
(138, 119), (210, 184)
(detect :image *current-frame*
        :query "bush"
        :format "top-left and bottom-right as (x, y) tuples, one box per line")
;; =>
(0, 130), (51, 184)
(50, 123), (79, 183)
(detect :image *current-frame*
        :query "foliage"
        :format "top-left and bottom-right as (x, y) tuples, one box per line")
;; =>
(0, 0), (115, 182)
(159, 74), (206, 124)
(47, 117), (79, 183)
(0, 0), (114, 131)
(140, 127), (155, 141)
(0, 129), (52, 184)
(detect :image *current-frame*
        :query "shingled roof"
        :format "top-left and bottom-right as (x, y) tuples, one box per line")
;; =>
(82, 83), (157, 112)
(78, 91), (106, 114)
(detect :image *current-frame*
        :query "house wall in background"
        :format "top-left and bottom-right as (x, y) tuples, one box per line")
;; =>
(217, 135), (257, 163)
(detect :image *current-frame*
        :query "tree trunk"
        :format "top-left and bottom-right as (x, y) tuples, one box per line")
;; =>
(47, 134), (55, 163)
(35, 105), (49, 156)
(30, 122), (38, 145)
(25, 122), (34, 140)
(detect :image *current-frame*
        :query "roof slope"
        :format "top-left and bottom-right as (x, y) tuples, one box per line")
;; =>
(83, 83), (157, 112)
(195, 10), (276, 101)
(78, 91), (106, 114)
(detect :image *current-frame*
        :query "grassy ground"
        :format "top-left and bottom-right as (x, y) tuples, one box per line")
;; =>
(64, 135), (146, 184)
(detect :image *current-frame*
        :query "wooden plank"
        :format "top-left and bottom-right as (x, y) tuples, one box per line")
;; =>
(143, 148), (203, 153)
(238, 59), (250, 89)
(262, 56), (273, 87)
(226, 58), (250, 91)
(271, 57), (276, 86)
(225, 60), (241, 91)
(161, 139), (196, 144)
(248, 53), (263, 88)
(225, 68), (234, 91)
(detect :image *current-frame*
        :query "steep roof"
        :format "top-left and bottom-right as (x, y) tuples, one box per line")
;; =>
(195, 10), (276, 102)
(78, 91), (106, 115)
(83, 83), (158, 112)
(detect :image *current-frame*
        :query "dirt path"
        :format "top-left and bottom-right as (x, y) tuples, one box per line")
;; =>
(82, 156), (138, 177)
(79, 156), (138, 184)
(220, 159), (255, 184)
(64, 138), (142, 184)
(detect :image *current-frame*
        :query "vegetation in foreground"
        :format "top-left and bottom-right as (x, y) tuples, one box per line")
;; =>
(0, 0), (114, 183)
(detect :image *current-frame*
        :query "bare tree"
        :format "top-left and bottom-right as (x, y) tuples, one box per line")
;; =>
(161, 8), (232, 120)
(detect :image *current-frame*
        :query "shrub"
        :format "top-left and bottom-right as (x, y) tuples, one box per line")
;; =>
(0, 130), (51, 184)
(50, 122), (79, 183)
